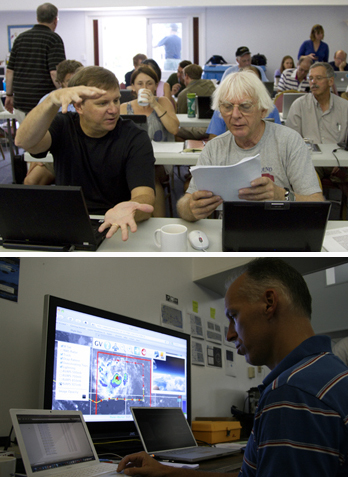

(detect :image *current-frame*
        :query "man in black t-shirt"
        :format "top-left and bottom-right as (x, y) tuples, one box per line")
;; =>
(15, 66), (155, 242)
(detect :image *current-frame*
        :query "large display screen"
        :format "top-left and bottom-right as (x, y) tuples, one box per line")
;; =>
(40, 295), (191, 439)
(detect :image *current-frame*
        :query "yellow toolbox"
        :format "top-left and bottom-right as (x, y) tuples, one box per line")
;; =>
(192, 420), (242, 444)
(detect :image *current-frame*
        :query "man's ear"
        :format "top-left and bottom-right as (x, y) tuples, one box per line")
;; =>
(263, 289), (278, 317)
(74, 101), (83, 115)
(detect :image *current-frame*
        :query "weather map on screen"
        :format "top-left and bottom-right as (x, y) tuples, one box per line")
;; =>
(42, 296), (190, 428)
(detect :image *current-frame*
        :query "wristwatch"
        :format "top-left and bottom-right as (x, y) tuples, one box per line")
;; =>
(284, 187), (296, 201)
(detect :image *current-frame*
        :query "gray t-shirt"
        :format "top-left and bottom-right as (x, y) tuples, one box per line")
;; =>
(186, 121), (321, 196)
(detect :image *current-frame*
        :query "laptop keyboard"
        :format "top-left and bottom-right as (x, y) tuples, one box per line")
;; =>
(54, 462), (118, 477)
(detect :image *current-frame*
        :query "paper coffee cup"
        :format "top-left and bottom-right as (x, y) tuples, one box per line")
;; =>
(0, 457), (16, 477)
(138, 88), (148, 107)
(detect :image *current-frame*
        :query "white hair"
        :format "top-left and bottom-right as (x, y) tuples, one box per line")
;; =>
(212, 70), (274, 116)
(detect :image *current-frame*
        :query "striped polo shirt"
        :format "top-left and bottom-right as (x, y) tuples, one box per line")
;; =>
(277, 68), (310, 93)
(8, 24), (66, 113)
(240, 335), (348, 476)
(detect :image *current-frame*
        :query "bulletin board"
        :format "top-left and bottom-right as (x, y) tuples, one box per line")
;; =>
(8, 25), (34, 51)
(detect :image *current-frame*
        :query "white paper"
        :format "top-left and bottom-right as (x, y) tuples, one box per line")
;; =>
(190, 154), (261, 201)
(322, 227), (348, 252)
(151, 141), (184, 153)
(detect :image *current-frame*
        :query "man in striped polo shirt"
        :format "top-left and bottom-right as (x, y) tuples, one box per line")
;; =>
(5, 3), (66, 122)
(116, 258), (348, 477)
(277, 55), (312, 92)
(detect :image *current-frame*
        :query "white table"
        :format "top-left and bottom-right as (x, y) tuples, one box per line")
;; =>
(23, 143), (348, 168)
(177, 114), (211, 128)
(0, 217), (345, 254)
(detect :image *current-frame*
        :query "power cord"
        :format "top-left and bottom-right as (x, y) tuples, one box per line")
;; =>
(332, 147), (342, 168)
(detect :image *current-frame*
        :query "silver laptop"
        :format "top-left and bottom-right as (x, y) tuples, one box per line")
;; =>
(334, 72), (348, 92)
(131, 407), (239, 463)
(282, 92), (306, 119)
(10, 409), (120, 477)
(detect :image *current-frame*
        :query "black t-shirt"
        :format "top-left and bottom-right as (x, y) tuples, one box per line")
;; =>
(49, 114), (155, 214)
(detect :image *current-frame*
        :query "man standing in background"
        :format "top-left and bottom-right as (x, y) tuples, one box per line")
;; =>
(5, 2), (66, 122)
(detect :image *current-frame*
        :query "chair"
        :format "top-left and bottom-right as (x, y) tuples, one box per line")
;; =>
(273, 89), (299, 113)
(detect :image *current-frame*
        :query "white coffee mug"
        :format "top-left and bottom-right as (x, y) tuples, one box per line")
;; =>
(0, 457), (16, 477)
(138, 88), (149, 107)
(154, 224), (188, 252)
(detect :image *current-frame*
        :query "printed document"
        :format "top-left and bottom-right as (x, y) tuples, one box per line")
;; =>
(190, 155), (261, 201)
(322, 227), (348, 252)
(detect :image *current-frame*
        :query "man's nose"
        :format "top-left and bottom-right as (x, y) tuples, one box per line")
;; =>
(226, 323), (237, 342)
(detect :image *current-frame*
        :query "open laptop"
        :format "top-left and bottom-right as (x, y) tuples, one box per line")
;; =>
(222, 201), (331, 252)
(131, 407), (239, 463)
(196, 96), (214, 119)
(10, 409), (119, 477)
(334, 72), (348, 92)
(120, 114), (148, 132)
(0, 185), (107, 251)
(282, 92), (306, 120)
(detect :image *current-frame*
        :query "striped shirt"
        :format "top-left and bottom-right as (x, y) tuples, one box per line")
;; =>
(8, 24), (66, 113)
(277, 68), (310, 93)
(240, 336), (348, 476)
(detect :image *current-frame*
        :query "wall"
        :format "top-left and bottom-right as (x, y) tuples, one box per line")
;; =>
(0, 10), (87, 66)
(0, 257), (263, 438)
(1, 5), (348, 84)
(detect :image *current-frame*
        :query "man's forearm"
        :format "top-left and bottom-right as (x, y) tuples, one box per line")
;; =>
(132, 193), (156, 222)
(15, 94), (59, 151)
(177, 194), (198, 222)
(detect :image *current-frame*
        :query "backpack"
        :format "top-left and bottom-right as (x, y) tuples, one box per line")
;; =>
(205, 55), (228, 65)
(251, 53), (267, 66)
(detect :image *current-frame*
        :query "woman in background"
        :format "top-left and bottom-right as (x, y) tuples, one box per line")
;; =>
(298, 24), (329, 62)
(274, 55), (294, 87)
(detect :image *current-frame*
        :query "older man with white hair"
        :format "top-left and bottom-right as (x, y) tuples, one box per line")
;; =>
(177, 70), (324, 222)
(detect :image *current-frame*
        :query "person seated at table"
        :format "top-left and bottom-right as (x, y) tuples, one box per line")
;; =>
(298, 24), (329, 63)
(329, 50), (348, 72)
(206, 66), (281, 140)
(120, 64), (179, 217)
(166, 60), (192, 98)
(177, 64), (216, 114)
(221, 46), (269, 82)
(286, 62), (348, 196)
(175, 64), (216, 141)
(15, 66), (155, 241)
(277, 55), (312, 92)
(176, 70), (324, 222)
(142, 58), (176, 111)
(24, 59), (83, 186)
(274, 55), (294, 88)
(124, 53), (147, 88)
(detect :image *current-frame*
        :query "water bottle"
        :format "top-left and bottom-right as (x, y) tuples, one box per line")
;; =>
(187, 93), (196, 118)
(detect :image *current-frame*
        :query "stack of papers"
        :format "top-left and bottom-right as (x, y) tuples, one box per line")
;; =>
(322, 226), (348, 251)
(190, 154), (261, 201)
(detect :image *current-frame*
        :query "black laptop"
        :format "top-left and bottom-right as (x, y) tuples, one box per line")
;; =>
(222, 201), (331, 252)
(131, 407), (238, 463)
(120, 114), (148, 132)
(0, 185), (107, 251)
(196, 96), (214, 119)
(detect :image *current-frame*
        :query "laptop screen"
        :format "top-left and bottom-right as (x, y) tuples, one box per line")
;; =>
(131, 407), (197, 453)
(12, 412), (97, 474)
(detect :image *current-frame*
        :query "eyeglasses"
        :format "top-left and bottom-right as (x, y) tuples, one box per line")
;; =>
(307, 75), (329, 82)
(219, 101), (255, 115)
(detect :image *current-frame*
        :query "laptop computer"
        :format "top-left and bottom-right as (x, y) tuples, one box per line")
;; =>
(9, 409), (119, 477)
(282, 92), (306, 120)
(196, 96), (214, 119)
(0, 185), (107, 251)
(334, 71), (348, 92)
(131, 407), (239, 463)
(222, 201), (331, 252)
(120, 114), (148, 132)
